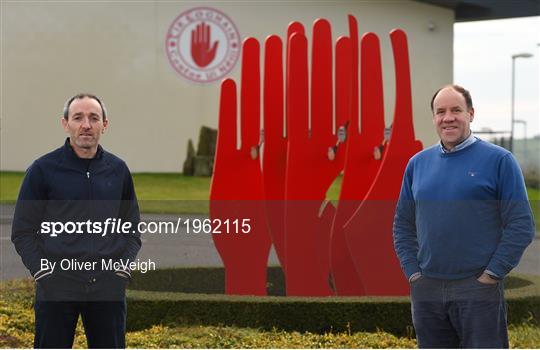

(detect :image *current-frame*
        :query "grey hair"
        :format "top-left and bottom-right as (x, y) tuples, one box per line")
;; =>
(63, 93), (108, 120)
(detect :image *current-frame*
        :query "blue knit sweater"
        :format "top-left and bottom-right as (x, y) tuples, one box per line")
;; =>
(393, 139), (535, 280)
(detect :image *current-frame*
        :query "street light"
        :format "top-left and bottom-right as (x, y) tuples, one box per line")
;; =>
(510, 52), (533, 153)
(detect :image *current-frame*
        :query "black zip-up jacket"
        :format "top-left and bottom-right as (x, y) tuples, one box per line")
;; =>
(11, 138), (141, 280)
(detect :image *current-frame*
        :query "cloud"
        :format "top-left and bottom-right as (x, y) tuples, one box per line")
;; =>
(454, 16), (540, 137)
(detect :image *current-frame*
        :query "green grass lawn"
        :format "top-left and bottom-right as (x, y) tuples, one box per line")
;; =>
(0, 172), (212, 202)
(0, 172), (342, 214)
(0, 172), (23, 203)
(528, 187), (540, 200)
(0, 172), (213, 214)
(132, 173), (211, 214)
(1, 172), (538, 228)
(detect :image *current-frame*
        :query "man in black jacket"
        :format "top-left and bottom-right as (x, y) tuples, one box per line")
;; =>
(12, 93), (141, 348)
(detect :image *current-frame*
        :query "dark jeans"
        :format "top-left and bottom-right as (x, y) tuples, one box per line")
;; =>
(410, 275), (508, 348)
(34, 273), (127, 348)
(34, 300), (126, 349)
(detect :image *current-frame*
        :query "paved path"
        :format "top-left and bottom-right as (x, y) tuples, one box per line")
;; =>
(1, 205), (538, 280)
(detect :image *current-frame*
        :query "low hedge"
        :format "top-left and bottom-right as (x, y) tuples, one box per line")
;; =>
(126, 267), (540, 336)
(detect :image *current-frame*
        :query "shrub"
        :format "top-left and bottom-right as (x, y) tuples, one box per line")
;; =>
(1, 277), (538, 348)
(126, 267), (540, 336)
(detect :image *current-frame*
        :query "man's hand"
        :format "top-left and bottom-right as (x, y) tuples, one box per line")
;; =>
(115, 271), (130, 280)
(477, 272), (498, 284)
(409, 272), (422, 283)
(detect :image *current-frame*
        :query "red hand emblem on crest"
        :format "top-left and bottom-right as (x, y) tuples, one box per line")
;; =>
(191, 22), (219, 67)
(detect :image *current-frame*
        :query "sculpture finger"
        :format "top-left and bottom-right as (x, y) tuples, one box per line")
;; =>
(348, 15), (359, 135)
(264, 35), (285, 148)
(262, 35), (287, 269)
(216, 79), (238, 158)
(240, 38), (261, 156)
(335, 36), (352, 136)
(311, 19), (333, 140)
(287, 32), (309, 143)
(361, 33), (385, 139)
(286, 21), (305, 129)
(389, 29), (414, 143)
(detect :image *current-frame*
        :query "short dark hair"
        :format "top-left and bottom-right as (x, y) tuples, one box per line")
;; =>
(430, 84), (473, 112)
(63, 93), (107, 120)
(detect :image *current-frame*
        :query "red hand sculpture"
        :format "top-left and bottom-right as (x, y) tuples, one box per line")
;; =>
(191, 22), (219, 68)
(331, 16), (388, 296)
(342, 29), (423, 296)
(213, 15), (424, 298)
(284, 19), (348, 296)
(210, 38), (272, 295)
(262, 22), (305, 272)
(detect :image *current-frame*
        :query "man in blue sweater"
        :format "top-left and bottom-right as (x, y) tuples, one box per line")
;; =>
(12, 93), (141, 348)
(393, 85), (534, 348)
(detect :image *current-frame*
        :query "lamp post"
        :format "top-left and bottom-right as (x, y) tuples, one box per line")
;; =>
(510, 52), (533, 153)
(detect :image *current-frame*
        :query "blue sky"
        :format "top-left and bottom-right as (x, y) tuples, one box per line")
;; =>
(454, 16), (539, 139)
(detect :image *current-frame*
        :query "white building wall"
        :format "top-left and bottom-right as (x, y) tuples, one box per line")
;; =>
(1, 1), (453, 172)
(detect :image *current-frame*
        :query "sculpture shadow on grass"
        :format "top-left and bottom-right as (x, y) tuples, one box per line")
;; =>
(129, 267), (531, 294)
(129, 266), (286, 295)
(125, 267), (539, 335)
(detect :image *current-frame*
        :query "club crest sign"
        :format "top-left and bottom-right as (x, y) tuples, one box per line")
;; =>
(166, 7), (241, 83)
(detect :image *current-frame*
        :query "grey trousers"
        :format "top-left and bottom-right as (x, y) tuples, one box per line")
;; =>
(410, 275), (509, 349)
